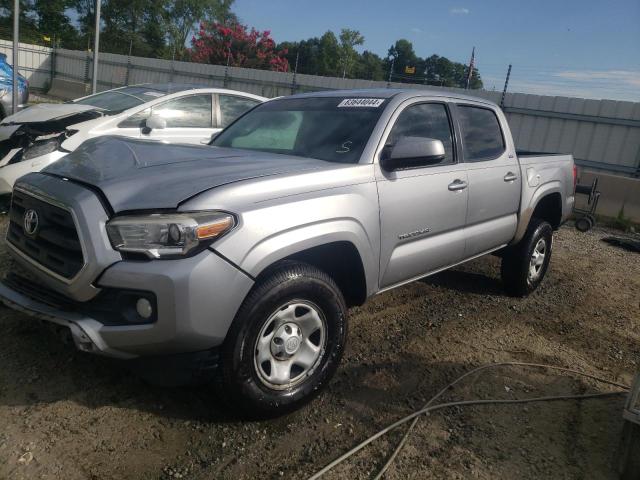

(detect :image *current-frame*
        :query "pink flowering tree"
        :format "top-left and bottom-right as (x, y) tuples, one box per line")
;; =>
(190, 22), (289, 72)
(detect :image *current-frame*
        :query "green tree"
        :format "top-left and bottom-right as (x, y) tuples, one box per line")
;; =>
(317, 31), (340, 76)
(164, 0), (235, 60)
(98, 0), (165, 57)
(354, 50), (385, 80)
(32, 0), (79, 48)
(338, 28), (364, 78)
(0, 0), (40, 44)
(386, 38), (418, 79)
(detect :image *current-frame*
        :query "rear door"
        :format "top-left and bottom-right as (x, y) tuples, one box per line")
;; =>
(377, 100), (469, 289)
(454, 103), (520, 257)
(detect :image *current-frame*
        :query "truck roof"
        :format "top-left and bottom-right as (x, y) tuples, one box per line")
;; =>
(288, 88), (499, 107)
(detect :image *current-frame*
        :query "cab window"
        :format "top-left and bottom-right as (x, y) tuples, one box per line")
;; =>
(386, 103), (455, 165)
(457, 105), (505, 161)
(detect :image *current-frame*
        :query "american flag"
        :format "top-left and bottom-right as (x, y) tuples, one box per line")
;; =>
(465, 47), (475, 89)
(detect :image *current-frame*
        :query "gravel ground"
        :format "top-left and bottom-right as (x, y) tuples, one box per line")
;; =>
(0, 221), (638, 480)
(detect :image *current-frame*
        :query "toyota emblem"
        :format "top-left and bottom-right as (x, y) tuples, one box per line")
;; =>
(23, 209), (39, 236)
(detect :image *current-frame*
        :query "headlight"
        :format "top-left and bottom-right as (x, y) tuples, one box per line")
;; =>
(22, 137), (60, 160)
(0, 88), (7, 98)
(106, 211), (235, 259)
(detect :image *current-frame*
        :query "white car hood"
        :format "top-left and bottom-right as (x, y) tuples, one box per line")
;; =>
(1, 103), (101, 124)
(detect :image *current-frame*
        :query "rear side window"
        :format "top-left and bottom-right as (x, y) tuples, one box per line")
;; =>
(457, 106), (505, 161)
(219, 95), (260, 128)
(387, 103), (455, 165)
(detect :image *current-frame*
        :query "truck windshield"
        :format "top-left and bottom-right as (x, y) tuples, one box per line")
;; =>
(212, 96), (388, 163)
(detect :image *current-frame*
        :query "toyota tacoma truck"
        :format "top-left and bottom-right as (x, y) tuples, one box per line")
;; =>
(0, 89), (575, 416)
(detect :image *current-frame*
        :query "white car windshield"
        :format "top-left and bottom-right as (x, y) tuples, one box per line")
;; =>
(73, 86), (169, 113)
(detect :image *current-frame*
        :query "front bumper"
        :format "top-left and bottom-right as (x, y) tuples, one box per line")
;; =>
(0, 249), (254, 358)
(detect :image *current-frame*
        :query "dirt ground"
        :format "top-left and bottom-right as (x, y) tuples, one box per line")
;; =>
(0, 221), (638, 480)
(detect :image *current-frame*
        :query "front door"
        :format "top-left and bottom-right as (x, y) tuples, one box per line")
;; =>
(142, 93), (216, 144)
(377, 101), (469, 289)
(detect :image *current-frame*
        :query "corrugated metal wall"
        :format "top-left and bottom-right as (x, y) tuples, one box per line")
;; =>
(2, 40), (639, 176)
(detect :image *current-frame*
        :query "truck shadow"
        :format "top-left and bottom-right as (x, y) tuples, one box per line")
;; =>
(0, 297), (633, 425)
(420, 266), (504, 296)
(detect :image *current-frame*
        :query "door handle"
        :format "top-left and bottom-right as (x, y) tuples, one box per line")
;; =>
(448, 179), (468, 191)
(504, 172), (518, 182)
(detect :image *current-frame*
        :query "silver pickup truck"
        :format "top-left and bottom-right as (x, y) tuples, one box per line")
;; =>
(0, 89), (575, 416)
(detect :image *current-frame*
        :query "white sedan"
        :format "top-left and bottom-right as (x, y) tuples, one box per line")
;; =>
(0, 84), (265, 200)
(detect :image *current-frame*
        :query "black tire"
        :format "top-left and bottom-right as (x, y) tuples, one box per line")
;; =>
(501, 218), (553, 297)
(619, 421), (640, 480)
(575, 216), (592, 232)
(219, 261), (347, 418)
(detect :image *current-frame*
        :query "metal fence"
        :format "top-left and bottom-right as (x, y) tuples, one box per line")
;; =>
(2, 39), (639, 177)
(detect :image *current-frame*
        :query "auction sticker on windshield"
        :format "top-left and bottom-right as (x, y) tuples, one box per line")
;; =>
(337, 98), (385, 108)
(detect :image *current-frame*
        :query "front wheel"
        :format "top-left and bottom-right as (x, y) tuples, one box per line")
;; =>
(219, 262), (347, 417)
(501, 218), (553, 296)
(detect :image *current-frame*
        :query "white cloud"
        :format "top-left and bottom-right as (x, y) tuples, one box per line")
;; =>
(481, 72), (640, 102)
(554, 70), (640, 88)
(450, 7), (470, 15)
(411, 27), (423, 33)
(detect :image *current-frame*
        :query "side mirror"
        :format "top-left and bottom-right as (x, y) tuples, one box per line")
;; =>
(381, 137), (445, 171)
(142, 115), (166, 134)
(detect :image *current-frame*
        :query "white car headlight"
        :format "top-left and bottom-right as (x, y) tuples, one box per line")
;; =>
(22, 137), (60, 160)
(106, 211), (235, 259)
(0, 88), (7, 98)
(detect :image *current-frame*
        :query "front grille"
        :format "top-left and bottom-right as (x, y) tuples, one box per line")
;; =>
(3, 270), (76, 309)
(7, 190), (84, 279)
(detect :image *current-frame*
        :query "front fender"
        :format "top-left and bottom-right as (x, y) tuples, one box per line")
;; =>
(223, 218), (378, 297)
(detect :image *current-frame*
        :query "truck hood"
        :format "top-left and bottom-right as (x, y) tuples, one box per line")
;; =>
(43, 136), (338, 212)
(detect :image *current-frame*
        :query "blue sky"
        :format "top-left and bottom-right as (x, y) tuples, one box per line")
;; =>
(234, 0), (640, 101)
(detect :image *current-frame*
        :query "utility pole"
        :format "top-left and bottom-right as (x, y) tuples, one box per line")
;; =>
(91, 0), (101, 94)
(500, 64), (512, 109)
(465, 47), (475, 89)
(387, 56), (395, 84)
(12, 0), (19, 114)
(291, 50), (299, 94)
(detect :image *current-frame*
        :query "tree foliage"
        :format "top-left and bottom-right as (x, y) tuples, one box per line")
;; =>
(0, 3), (482, 88)
(164, 0), (236, 60)
(277, 32), (482, 88)
(338, 28), (364, 78)
(190, 22), (289, 72)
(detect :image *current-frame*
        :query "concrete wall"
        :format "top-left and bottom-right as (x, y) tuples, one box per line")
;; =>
(576, 168), (640, 222)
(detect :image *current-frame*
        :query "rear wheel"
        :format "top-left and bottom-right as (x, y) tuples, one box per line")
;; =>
(219, 262), (347, 418)
(501, 218), (553, 296)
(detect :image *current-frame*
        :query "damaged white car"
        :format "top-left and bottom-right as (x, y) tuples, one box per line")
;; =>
(0, 83), (265, 205)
